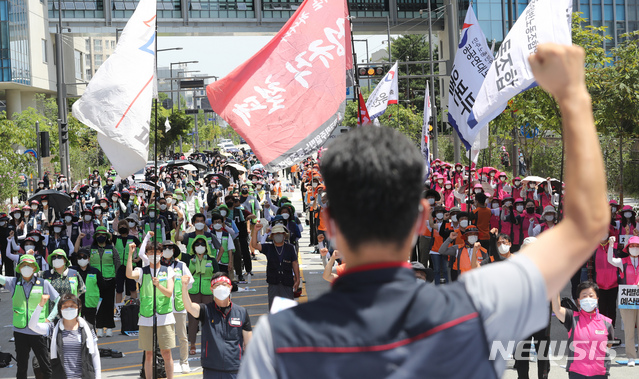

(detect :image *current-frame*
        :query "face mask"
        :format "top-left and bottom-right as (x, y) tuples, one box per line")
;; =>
(31, 205), (38, 210)
(138, 193), (145, 198)
(92, 184), (98, 188)
(39, 184), (44, 188)
(24, 211), (30, 217)
(611, 207), (617, 213)
(186, 186), (194, 192)
(53, 227), (62, 234)
(84, 215), (92, 222)
(195, 222), (205, 231)
(273, 234), (285, 243)
(128, 222), (136, 228)
(220, 210), (227, 217)
(77, 258), (89, 267)
(514, 181), (521, 186)
(256, 185), (262, 190)
(498, 244), (511, 255)
(416, 278), (426, 283)
(225, 202), (234, 208)
(526, 208), (534, 214)
(213, 223), (223, 231)
(213, 285), (231, 301)
(492, 204), (500, 209)
(456, 167), (461, 172)
(20, 266), (34, 277)
(282, 213), (290, 220)
(445, 185), (452, 190)
(516, 205), (524, 212)
(579, 298), (598, 312)
(480, 175), (487, 181)
(25, 245), (35, 251)
(65, 216), (72, 222)
(545, 215), (555, 221)
(436, 213), (444, 220)
(94, 209), (102, 216)
(100, 202), (108, 208)
(195, 245), (206, 255)
(624, 212), (633, 218)
(629, 247), (639, 257)
(499, 177), (506, 182)
(163, 249), (173, 259)
(96, 235), (107, 244)
(159, 204), (167, 211)
(14, 213), (22, 219)
(241, 189), (249, 194)
(107, 181), (113, 185)
(451, 215), (458, 222)
(42, 201), (48, 206)
(0, 221), (5, 227)
(149, 211), (156, 218)
(53, 258), (65, 268)
(152, 254), (162, 264)
(166, 198), (173, 205)
(61, 307), (78, 320)
(474, 189), (482, 194)
(467, 236), (478, 244)
(460, 220), (469, 228)
(312, 182), (319, 188)
(428, 198), (435, 205)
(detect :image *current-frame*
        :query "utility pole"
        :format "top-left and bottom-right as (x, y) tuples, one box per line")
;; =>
(36, 121), (42, 178)
(507, 0), (518, 178)
(446, 0), (460, 163)
(55, 0), (69, 179)
(425, 0), (438, 158)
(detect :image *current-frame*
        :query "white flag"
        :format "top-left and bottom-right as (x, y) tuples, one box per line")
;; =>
(422, 83), (431, 173)
(165, 118), (171, 133)
(72, 0), (157, 178)
(447, 6), (493, 151)
(466, 0), (572, 142)
(366, 61), (399, 120)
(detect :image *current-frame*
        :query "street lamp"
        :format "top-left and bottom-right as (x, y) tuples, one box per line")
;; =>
(170, 61), (198, 113)
(420, 2), (438, 159)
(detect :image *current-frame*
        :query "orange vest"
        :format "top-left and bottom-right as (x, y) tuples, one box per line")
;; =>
(452, 245), (491, 273)
(422, 225), (444, 252)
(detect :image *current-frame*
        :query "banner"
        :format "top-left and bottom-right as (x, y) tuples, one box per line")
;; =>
(72, 0), (156, 178)
(466, 0), (573, 141)
(358, 90), (371, 126)
(618, 285), (639, 309)
(447, 6), (493, 151)
(165, 118), (171, 133)
(205, 0), (351, 172)
(366, 61), (399, 120)
(422, 83), (431, 177)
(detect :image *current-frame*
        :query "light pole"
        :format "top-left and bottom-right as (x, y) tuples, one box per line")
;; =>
(420, 2), (438, 159)
(169, 60), (198, 113)
(55, 0), (69, 178)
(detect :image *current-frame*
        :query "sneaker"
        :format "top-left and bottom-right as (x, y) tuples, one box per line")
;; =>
(238, 275), (245, 281)
(97, 328), (104, 338)
(106, 328), (113, 337)
(629, 360), (636, 367)
(181, 363), (191, 373)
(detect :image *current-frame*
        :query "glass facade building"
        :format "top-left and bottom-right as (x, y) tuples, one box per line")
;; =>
(0, 0), (30, 84)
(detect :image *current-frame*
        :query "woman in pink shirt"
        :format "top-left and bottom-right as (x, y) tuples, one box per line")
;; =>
(551, 281), (614, 378)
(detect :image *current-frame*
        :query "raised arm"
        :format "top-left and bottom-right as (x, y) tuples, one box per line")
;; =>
(181, 274), (201, 318)
(250, 221), (263, 252)
(551, 294), (567, 323)
(523, 44), (609, 299)
(606, 236), (623, 269)
(126, 243), (140, 280)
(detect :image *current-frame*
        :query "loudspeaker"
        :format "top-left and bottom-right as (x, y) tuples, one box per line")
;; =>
(40, 131), (50, 157)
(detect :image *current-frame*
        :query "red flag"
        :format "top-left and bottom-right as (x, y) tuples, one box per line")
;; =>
(206, 0), (351, 172)
(358, 91), (371, 126)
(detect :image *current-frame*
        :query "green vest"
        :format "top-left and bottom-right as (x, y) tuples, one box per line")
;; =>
(140, 266), (172, 317)
(172, 262), (185, 312)
(144, 220), (164, 243)
(84, 273), (100, 308)
(13, 279), (48, 329)
(115, 236), (138, 263)
(90, 248), (116, 278)
(216, 233), (230, 264)
(68, 273), (79, 296)
(188, 256), (214, 295)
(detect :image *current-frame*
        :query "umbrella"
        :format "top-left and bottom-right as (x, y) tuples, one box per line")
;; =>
(28, 190), (72, 213)
(522, 176), (546, 184)
(476, 167), (498, 175)
(182, 164), (198, 171)
(188, 160), (209, 171)
(251, 163), (264, 171)
(204, 172), (230, 188)
(457, 182), (495, 198)
(166, 159), (207, 171)
(224, 162), (248, 175)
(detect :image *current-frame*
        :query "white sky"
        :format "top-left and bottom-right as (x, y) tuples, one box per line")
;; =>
(156, 34), (396, 79)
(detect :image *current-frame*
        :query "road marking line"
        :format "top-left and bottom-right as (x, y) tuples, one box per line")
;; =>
(243, 303), (269, 307)
(232, 293), (265, 299)
(102, 363), (143, 372)
(98, 338), (138, 346)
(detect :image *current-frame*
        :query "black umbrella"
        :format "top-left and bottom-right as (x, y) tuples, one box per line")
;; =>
(28, 189), (72, 213)
(204, 172), (230, 188)
(188, 160), (209, 171)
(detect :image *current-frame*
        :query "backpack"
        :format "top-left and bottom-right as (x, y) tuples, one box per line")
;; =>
(0, 352), (14, 368)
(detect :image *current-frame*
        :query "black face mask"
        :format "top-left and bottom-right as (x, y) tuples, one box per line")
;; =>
(526, 208), (535, 214)
(122, 194), (130, 202)
(241, 189), (248, 195)
(225, 202), (234, 208)
(118, 228), (129, 235)
(95, 235), (107, 244)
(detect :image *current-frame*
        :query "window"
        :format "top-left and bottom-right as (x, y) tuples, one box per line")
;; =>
(42, 40), (47, 63)
(94, 54), (103, 66)
(74, 50), (82, 79)
(94, 39), (102, 53)
(111, 40), (116, 49)
(85, 38), (90, 51)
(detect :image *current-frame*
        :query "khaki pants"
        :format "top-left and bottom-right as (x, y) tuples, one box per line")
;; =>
(174, 312), (189, 365)
(188, 292), (214, 346)
(620, 308), (639, 359)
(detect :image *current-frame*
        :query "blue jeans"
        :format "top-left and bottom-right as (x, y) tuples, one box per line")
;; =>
(431, 254), (448, 285)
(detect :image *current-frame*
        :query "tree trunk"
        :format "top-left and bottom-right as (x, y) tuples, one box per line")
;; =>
(619, 131), (624, 206)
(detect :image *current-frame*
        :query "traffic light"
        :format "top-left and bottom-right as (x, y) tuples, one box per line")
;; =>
(358, 66), (385, 78)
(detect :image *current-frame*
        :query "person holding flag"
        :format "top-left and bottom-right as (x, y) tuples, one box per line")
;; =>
(365, 62), (399, 122)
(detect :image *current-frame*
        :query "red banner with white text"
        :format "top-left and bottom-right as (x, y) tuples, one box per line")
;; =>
(206, 0), (352, 171)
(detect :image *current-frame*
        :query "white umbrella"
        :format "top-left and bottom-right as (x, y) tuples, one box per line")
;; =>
(522, 176), (546, 184)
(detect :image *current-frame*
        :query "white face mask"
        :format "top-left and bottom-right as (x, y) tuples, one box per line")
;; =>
(20, 266), (34, 277)
(514, 181), (521, 186)
(460, 220), (469, 228)
(112, 197), (118, 202)
(195, 245), (206, 255)
(435, 213), (444, 220)
(474, 189), (482, 194)
(24, 211), (30, 217)
(504, 202), (512, 207)
(84, 215), (92, 222)
(516, 205), (524, 212)
(14, 213), (22, 219)
(100, 203), (107, 208)
(451, 215), (458, 222)
(65, 216), (72, 222)
(42, 202), (48, 206)
(0, 221), (5, 227)
(498, 244), (511, 255)
(213, 223), (223, 231)
(128, 222), (136, 228)
(428, 198), (435, 205)
(579, 298), (598, 312)
(31, 205), (38, 210)
(629, 247), (639, 257)
(282, 213), (290, 220)
(220, 210), (227, 217)
(166, 198), (173, 205)
(149, 211), (156, 218)
(273, 234), (285, 243)
(445, 185), (452, 190)
(195, 222), (205, 231)
(78, 258), (89, 267)
(467, 236), (478, 244)
(163, 249), (173, 259)
(491, 204), (500, 209)
(545, 215), (555, 221)
(25, 245), (35, 251)
(624, 212), (633, 218)
(151, 254), (162, 264)
(53, 227), (62, 234)
(94, 209), (102, 216)
(61, 307), (78, 320)
(159, 204), (167, 211)
(52, 258), (65, 269)
(213, 285), (231, 301)
(312, 182), (319, 188)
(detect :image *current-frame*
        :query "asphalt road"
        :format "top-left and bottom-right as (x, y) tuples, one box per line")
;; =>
(0, 186), (637, 378)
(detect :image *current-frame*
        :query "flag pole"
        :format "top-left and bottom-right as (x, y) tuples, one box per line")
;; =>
(346, 12), (362, 127)
(152, 3), (159, 378)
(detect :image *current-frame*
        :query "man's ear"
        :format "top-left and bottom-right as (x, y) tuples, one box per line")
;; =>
(413, 198), (430, 236)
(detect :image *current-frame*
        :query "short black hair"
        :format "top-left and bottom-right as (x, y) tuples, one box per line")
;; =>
(211, 212), (224, 222)
(212, 272), (229, 281)
(58, 293), (82, 315)
(145, 242), (164, 253)
(498, 233), (512, 243)
(457, 212), (470, 220)
(320, 127), (424, 251)
(577, 280), (599, 298)
(475, 193), (487, 205)
(191, 213), (206, 223)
